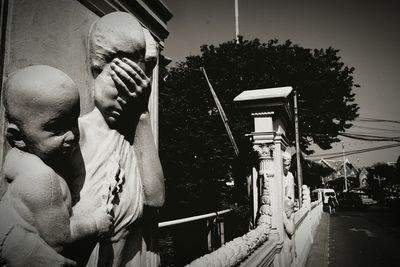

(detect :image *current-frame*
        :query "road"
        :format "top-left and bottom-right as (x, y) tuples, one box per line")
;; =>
(329, 206), (400, 267)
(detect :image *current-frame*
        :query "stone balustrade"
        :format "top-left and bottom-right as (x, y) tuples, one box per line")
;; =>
(186, 87), (324, 267)
(187, 224), (271, 267)
(186, 199), (323, 267)
(292, 199), (323, 267)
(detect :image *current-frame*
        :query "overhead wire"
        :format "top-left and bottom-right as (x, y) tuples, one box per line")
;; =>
(350, 125), (400, 132)
(339, 132), (400, 142)
(296, 104), (400, 161)
(306, 143), (400, 160)
(356, 117), (400, 124)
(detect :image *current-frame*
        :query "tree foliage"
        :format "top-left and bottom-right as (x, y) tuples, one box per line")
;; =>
(159, 37), (359, 217)
(367, 162), (399, 186)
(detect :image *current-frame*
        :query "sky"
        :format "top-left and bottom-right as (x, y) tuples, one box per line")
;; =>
(162, 0), (400, 167)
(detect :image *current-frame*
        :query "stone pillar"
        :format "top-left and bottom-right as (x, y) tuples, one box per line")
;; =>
(253, 141), (274, 230)
(234, 87), (294, 238)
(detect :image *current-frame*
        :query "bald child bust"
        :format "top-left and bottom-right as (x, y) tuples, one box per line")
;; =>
(0, 65), (113, 266)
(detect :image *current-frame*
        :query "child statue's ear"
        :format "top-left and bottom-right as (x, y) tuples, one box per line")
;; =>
(5, 123), (26, 149)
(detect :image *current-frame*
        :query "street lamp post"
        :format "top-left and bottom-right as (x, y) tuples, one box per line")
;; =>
(342, 142), (348, 192)
(294, 91), (303, 206)
(234, 0), (239, 43)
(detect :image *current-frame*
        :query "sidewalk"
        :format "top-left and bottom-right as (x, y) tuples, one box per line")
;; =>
(304, 212), (330, 267)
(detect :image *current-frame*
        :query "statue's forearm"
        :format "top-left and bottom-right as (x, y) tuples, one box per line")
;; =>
(69, 215), (97, 242)
(135, 112), (165, 207)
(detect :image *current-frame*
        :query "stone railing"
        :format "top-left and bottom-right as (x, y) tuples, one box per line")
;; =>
(187, 224), (271, 267)
(159, 209), (232, 253)
(186, 198), (323, 267)
(184, 88), (324, 267)
(292, 199), (323, 267)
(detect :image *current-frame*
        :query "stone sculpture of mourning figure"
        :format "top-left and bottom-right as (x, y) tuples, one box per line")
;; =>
(0, 65), (113, 266)
(69, 12), (165, 266)
(0, 11), (164, 267)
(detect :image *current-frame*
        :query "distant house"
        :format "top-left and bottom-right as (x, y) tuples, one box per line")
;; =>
(358, 168), (369, 188)
(319, 159), (359, 192)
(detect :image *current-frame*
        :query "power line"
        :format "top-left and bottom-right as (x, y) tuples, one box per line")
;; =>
(297, 109), (400, 126)
(306, 143), (400, 160)
(351, 125), (400, 132)
(307, 143), (400, 158)
(323, 144), (400, 160)
(339, 132), (400, 142)
(344, 130), (400, 136)
(356, 117), (400, 124)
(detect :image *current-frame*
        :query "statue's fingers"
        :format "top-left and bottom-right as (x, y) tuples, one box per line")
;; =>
(110, 70), (136, 98)
(122, 57), (147, 80)
(112, 59), (134, 78)
(111, 65), (144, 97)
(111, 62), (137, 87)
(112, 58), (146, 88)
(116, 59), (151, 98)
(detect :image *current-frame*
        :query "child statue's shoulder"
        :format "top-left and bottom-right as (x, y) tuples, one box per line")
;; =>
(3, 148), (56, 183)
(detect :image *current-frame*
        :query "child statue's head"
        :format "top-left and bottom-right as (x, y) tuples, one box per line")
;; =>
(3, 65), (80, 169)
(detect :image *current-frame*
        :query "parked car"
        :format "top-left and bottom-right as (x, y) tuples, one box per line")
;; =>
(312, 188), (338, 205)
(338, 191), (363, 209)
(358, 193), (377, 206)
(312, 188), (339, 213)
(339, 190), (377, 209)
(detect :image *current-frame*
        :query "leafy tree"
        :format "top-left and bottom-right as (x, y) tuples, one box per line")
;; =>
(366, 162), (398, 201)
(159, 37), (359, 218)
(367, 162), (398, 187)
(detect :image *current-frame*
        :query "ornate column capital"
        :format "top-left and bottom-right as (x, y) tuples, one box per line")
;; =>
(253, 143), (275, 178)
(253, 143), (274, 159)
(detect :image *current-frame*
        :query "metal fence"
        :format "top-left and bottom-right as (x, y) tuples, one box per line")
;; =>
(158, 209), (233, 266)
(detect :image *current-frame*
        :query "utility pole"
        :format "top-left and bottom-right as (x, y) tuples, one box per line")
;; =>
(234, 0), (239, 43)
(294, 91), (303, 207)
(342, 142), (348, 192)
